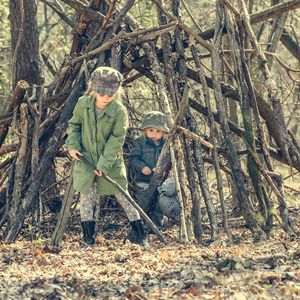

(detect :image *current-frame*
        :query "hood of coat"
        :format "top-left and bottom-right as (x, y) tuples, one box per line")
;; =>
(78, 94), (118, 118)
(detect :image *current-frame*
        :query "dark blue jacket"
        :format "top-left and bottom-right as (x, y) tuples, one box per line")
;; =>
(129, 136), (165, 183)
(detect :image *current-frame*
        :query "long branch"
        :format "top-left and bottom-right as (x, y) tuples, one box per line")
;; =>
(71, 22), (178, 65)
(198, 0), (300, 41)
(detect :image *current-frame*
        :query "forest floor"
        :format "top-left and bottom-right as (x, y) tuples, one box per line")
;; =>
(1, 202), (300, 299)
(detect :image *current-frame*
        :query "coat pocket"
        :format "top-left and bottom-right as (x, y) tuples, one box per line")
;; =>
(100, 120), (114, 140)
(112, 156), (122, 168)
(142, 148), (155, 161)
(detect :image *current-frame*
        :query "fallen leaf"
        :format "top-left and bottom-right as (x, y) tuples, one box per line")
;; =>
(161, 250), (171, 262)
(186, 287), (200, 296)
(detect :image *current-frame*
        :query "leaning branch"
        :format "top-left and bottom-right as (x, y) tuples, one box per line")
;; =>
(40, 0), (76, 28)
(177, 126), (213, 149)
(60, 0), (105, 22)
(242, 136), (296, 235)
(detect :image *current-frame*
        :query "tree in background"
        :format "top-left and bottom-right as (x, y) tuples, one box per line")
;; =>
(0, 1), (11, 113)
(9, 0), (43, 91)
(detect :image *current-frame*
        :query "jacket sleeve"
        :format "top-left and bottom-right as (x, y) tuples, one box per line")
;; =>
(129, 138), (147, 173)
(65, 101), (82, 152)
(96, 108), (127, 174)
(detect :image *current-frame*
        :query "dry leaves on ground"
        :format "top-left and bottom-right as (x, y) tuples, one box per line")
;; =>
(1, 212), (300, 299)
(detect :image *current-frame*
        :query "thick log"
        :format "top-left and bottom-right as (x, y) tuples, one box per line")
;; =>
(187, 67), (300, 171)
(242, 136), (296, 236)
(72, 0), (102, 36)
(189, 98), (298, 167)
(6, 103), (29, 230)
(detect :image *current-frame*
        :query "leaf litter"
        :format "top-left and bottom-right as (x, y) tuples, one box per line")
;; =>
(1, 207), (300, 299)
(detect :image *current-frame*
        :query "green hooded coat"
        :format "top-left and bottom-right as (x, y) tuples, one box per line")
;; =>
(65, 94), (128, 195)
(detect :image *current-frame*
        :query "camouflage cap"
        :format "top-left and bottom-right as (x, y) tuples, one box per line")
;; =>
(91, 66), (123, 95)
(139, 111), (169, 133)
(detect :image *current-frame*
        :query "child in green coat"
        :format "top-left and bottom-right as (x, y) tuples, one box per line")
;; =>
(66, 66), (149, 248)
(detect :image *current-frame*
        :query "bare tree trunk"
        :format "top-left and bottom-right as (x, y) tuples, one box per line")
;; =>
(9, 0), (42, 92)
(211, 2), (267, 243)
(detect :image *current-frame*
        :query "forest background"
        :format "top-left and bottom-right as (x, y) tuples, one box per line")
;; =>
(0, 0), (300, 298)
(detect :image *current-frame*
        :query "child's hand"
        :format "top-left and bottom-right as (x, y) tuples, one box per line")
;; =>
(142, 166), (152, 175)
(94, 170), (102, 177)
(69, 149), (83, 161)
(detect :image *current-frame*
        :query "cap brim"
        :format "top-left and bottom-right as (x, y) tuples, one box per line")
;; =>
(91, 81), (120, 95)
(139, 123), (169, 132)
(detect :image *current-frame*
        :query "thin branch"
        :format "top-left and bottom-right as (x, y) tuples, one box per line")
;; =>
(180, 0), (203, 32)
(40, 0), (76, 28)
(151, 0), (213, 51)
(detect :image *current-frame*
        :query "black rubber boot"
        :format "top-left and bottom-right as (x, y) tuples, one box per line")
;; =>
(130, 219), (150, 249)
(81, 221), (95, 247)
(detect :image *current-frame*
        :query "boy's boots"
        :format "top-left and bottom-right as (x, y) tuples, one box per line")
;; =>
(81, 221), (95, 247)
(130, 219), (150, 249)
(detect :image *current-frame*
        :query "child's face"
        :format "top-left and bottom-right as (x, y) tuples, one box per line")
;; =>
(145, 127), (164, 141)
(95, 93), (114, 109)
